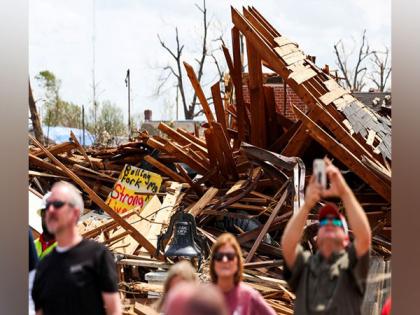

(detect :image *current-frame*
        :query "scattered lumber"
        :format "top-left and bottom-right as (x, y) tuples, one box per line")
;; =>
(28, 6), (391, 314)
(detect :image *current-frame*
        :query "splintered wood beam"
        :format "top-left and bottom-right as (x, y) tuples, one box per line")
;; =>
(231, 26), (247, 143)
(245, 188), (289, 263)
(70, 131), (95, 169)
(243, 7), (276, 47)
(187, 187), (219, 217)
(29, 134), (165, 261)
(211, 82), (228, 133)
(222, 45), (235, 75)
(231, 7), (289, 79)
(29, 153), (68, 176)
(144, 155), (186, 183)
(281, 107), (316, 157)
(176, 127), (207, 148)
(32, 141), (77, 158)
(204, 128), (224, 182)
(246, 39), (266, 148)
(183, 61), (215, 123)
(210, 121), (239, 180)
(292, 105), (391, 201)
(164, 141), (209, 176)
(158, 122), (208, 156)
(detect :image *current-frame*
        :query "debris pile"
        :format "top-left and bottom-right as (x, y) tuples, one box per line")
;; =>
(29, 6), (391, 314)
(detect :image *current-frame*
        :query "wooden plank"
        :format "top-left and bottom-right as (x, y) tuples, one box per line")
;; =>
(245, 188), (288, 263)
(222, 45), (235, 75)
(243, 7), (276, 47)
(70, 131), (95, 169)
(319, 88), (348, 105)
(158, 122), (207, 156)
(176, 128), (207, 148)
(29, 153), (68, 176)
(292, 106), (391, 201)
(188, 187), (219, 217)
(146, 182), (182, 250)
(183, 61), (215, 123)
(135, 196), (162, 245)
(163, 142), (208, 175)
(231, 26), (247, 143)
(246, 38), (267, 148)
(134, 302), (159, 315)
(32, 141), (76, 158)
(274, 44), (299, 57)
(210, 121), (238, 179)
(248, 6), (281, 37)
(273, 36), (297, 48)
(144, 155), (186, 183)
(29, 134), (165, 260)
(323, 78), (342, 92)
(288, 67), (317, 84)
(204, 128), (225, 181)
(211, 82), (228, 134)
(283, 51), (306, 66)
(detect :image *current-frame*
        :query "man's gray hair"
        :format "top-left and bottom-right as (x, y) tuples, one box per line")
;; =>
(52, 181), (84, 217)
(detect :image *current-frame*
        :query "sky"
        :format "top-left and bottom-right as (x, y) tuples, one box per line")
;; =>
(29, 0), (391, 122)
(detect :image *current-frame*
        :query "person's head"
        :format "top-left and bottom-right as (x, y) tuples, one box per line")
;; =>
(164, 282), (227, 315)
(45, 181), (84, 235)
(209, 233), (243, 285)
(316, 203), (349, 255)
(158, 260), (197, 311)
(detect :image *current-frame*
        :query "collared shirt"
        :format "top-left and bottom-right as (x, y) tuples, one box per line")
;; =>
(283, 243), (370, 315)
(34, 234), (57, 259)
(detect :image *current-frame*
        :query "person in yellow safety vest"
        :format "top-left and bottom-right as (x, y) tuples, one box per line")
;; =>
(34, 192), (57, 259)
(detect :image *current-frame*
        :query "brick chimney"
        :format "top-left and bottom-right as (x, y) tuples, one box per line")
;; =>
(144, 109), (152, 121)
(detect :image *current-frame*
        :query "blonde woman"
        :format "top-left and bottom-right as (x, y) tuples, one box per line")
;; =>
(209, 233), (275, 315)
(155, 260), (197, 312)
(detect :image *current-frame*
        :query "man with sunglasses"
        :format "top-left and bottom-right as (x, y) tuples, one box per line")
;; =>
(281, 158), (371, 315)
(34, 192), (57, 260)
(32, 181), (122, 315)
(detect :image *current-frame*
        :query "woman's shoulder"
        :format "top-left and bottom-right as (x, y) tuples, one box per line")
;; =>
(237, 282), (261, 296)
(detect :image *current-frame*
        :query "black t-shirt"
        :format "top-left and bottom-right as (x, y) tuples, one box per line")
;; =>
(32, 239), (118, 315)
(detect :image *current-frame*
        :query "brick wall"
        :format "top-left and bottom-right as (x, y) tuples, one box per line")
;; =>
(242, 84), (308, 121)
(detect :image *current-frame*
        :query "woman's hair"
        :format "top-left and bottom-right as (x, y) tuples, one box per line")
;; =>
(157, 260), (197, 311)
(209, 233), (243, 285)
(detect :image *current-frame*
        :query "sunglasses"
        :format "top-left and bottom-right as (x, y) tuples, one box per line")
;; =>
(45, 200), (72, 210)
(214, 252), (236, 262)
(319, 217), (343, 228)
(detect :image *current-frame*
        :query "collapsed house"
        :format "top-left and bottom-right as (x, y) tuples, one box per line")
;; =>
(29, 7), (391, 315)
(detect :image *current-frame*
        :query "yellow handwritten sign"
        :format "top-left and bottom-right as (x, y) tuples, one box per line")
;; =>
(106, 164), (162, 214)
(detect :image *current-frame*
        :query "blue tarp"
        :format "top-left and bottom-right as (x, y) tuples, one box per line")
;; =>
(42, 126), (95, 146)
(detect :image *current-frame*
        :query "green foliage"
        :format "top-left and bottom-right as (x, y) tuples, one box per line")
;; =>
(35, 70), (127, 146)
(89, 101), (126, 144)
(43, 100), (82, 128)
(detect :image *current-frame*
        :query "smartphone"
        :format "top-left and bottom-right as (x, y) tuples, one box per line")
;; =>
(313, 159), (326, 189)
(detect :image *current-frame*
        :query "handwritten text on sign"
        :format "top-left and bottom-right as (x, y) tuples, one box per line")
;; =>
(106, 164), (162, 213)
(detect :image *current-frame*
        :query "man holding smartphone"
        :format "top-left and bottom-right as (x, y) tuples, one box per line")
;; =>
(281, 158), (371, 315)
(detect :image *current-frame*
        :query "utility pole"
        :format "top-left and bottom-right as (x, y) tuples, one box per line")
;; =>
(82, 105), (85, 146)
(92, 0), (97, 137)
(125, 69), (131, 139)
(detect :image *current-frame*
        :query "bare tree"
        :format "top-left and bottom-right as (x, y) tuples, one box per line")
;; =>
(29, 80), (44, 143)
(369, 47), (391, 92)
(156, 0), (226, 119)
(334, 30), (372, 92)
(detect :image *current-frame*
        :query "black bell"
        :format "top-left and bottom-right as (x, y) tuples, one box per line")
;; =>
(157, 208), (202, 266)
